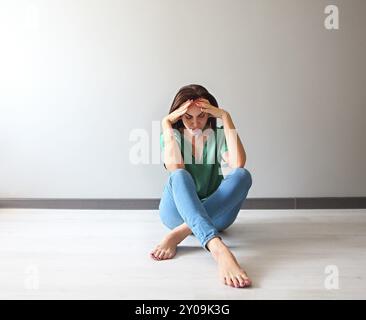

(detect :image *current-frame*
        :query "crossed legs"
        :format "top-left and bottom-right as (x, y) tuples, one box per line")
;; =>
(151, 167), (253, 288)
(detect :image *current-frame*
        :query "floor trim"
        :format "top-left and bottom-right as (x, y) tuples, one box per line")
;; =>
(0, 197), (366, 210)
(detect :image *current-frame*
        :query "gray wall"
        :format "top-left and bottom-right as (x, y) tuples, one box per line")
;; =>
(0, 0), (365, 199)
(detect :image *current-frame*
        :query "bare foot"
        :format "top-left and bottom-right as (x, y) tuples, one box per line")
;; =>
(207, 237), (252, 288)
(150, 223), (192, 261)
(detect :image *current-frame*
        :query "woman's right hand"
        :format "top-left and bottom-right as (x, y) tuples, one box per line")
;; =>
(163, 100), (194, 125)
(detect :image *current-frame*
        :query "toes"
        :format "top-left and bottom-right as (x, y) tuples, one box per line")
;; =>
(154, 249), (162, 260)
(240, 274), (252, 287)
(150, 249), (157, 258)
(157, 250), (166, 260)
(161, 251), (169, 260)
(150, 250), (159, 260)
(150, 247), (176, 260)
(236, 275), (245, 287)
(231, 276), (240, 288)
(244, 278), (252, 287)
(150, 252), (156, 260)
(225, 276), (235, 287)
(224, 277), (229, 286)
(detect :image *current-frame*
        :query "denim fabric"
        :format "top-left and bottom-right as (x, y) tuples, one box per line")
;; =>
(158, 167), (252, 251)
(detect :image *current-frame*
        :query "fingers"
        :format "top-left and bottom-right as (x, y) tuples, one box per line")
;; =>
(195, 98), (209, 105)
(173, 101), (192, 122)
(177, 100), (193, 114)
(176, 99), (211, 121)
(177, 107), (189, 118)
(195, 102), (209, 109)
(182, 99), (194, 108)
(180, 104), (190, 113)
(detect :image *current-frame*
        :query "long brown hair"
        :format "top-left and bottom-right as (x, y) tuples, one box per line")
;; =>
(168, 84), (220, 132)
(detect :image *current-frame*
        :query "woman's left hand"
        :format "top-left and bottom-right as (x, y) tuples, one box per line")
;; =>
(194, 98), (227, 119)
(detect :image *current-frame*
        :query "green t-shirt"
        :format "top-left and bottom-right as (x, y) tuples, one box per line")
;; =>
(160, 125), (228, 201)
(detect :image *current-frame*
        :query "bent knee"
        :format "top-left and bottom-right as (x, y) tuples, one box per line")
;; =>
(169, 167), (191, 179)
(230, 167), (253, 188)
(170, 167), (186, 173)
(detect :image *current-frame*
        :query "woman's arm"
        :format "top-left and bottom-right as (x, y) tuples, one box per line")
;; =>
(161, 118), (185, 172)
(221, 112), (247, 168)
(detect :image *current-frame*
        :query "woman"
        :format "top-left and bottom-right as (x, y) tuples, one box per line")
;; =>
(151, 84), (253, 289)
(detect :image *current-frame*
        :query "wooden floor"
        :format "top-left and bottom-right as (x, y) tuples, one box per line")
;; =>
(0, 208), (365, 299)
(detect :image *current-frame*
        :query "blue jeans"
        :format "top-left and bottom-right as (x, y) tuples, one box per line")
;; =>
(158, 167), (253, 252)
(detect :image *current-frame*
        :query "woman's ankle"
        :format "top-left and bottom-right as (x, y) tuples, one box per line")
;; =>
(206, 236), (226, 255)
(166, 225), (192, 244)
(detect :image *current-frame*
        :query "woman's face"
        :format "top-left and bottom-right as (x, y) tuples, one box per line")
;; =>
(181, 101), (210, 136)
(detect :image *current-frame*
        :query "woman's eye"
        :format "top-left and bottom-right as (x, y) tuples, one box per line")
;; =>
(199, 114), (205, 118)
(185, 115), (192, 119)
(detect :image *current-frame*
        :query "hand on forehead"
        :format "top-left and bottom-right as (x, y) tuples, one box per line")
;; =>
(188, 104), (204, 115)
(194, 98), (209, 104)
(189, 98), (209, 109)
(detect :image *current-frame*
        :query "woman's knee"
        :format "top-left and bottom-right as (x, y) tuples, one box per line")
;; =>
(169, 167), (189, 178)
(169, 167), (193, 184)
(230, 167), (253, 189)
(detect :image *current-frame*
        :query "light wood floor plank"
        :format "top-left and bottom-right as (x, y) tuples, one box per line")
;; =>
(0, 209), (365, 299)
